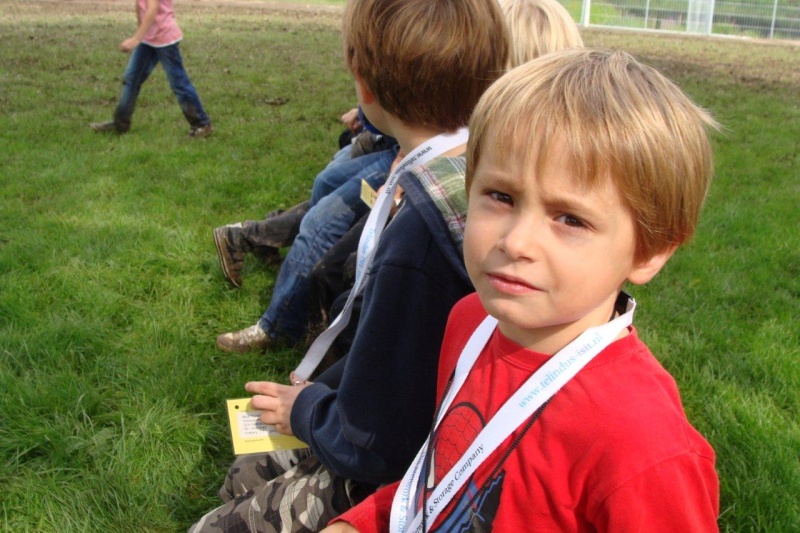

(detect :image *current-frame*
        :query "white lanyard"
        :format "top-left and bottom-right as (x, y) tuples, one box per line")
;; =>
(391, 297), (636, 532)
(291, 128), (469, 383)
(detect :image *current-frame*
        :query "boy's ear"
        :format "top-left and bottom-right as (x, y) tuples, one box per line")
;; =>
(627, 245), (678, 286)
(354, 75), (376, 105)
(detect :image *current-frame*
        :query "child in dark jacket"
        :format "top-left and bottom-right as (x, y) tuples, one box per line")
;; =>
(305, 0), (586, 353)
(190, 0), (508, 531)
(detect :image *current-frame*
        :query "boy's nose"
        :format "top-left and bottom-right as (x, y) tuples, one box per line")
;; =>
(498, 216), (539, 261)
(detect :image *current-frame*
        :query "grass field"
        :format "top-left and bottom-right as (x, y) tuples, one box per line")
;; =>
(1, 1), (799, 531)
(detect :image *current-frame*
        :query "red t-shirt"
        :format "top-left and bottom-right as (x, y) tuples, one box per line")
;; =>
(335, 293), (719, 532)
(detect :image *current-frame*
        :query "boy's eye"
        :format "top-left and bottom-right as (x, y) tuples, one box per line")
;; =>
(489, 191), (513, 205)
(556, 214), (586, 228)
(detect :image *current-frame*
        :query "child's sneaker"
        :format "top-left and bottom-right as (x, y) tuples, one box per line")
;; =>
(216, 324), (273, 353)
(189, 124), (214, 138)
(213, 223), (248, 288)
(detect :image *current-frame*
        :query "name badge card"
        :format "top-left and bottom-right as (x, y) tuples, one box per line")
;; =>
(360, 179), (378, 208)
(226, 398), (309, 455)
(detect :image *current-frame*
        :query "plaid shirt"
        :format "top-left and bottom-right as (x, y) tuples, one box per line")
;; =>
(409, 156), (468, 254)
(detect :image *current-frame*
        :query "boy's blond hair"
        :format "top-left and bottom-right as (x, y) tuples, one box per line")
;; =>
(466, 48), (719, 264)
(342, 0), (508, 132)
(500, 0), (584, 69)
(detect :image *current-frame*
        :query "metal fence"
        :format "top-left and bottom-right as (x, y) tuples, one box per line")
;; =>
(563, 0), (800, 39)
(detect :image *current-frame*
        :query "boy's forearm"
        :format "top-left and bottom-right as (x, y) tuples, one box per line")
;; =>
(131, 0), (158, 42)
(292, 264), (453, 482)
(290, 383), (397, 484)
(121, 0), (157, 52)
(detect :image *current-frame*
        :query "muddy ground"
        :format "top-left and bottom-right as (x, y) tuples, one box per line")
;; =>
(5, 0), (800, 89)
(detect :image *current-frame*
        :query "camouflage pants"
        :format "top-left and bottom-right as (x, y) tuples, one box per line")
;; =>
(190, 449), (375, 533)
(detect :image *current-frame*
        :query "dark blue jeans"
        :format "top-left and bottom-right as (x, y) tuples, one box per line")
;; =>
(258, 145), (398, 342)
(113, 42), (209, 131)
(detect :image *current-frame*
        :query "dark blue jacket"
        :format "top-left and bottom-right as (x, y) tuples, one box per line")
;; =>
(290, 157), (473, 484)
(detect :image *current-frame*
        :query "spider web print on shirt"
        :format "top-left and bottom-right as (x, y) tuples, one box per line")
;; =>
(414, 393), (550, 532)
(415, 401), (504, 532)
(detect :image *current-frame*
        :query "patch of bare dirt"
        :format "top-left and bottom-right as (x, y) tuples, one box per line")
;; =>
(7, 0), (343, 15)
(583, 28), (800, 89)
(7, 1), (800, 88)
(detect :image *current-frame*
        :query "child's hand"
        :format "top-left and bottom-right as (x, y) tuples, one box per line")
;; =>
(289, 371), (309, 386)
(245, 380), (310, 436)
(120, 37), (140, 53)
(340, 108), (362, 133)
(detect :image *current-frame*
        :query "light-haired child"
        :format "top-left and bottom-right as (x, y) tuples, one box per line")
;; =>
(499, 0), (584, 67)
(326, 48), (720, 532)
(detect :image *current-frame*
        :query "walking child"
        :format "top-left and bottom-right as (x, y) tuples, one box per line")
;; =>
(90, 0), (213, 138)
(327, 48), (720, 532)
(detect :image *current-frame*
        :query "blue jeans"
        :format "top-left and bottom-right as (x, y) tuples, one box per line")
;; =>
(114, 42), (210, 131)
(306, 145), (355, 206)
(258, 145), (398, 342)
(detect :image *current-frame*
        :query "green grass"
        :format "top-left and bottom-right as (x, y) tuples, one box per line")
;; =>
(1, 2), (799, 531)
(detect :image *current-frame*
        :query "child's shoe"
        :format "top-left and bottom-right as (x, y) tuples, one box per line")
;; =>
(216, 324), (273, 353)
(213, 223), (249, 288)
(189, 124), (214, 138)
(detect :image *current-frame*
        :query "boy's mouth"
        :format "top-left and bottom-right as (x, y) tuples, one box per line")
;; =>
(485, 272), (540, 295)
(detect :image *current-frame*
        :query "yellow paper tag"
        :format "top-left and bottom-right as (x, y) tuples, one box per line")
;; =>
(360, 179), (378, 208)
(226, 398), (309, 455)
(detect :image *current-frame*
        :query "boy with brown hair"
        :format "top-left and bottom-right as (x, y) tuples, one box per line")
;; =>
(302, 0), (585, 356)
(327, 48), (720, 532)
(190, 0), (508, 531)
